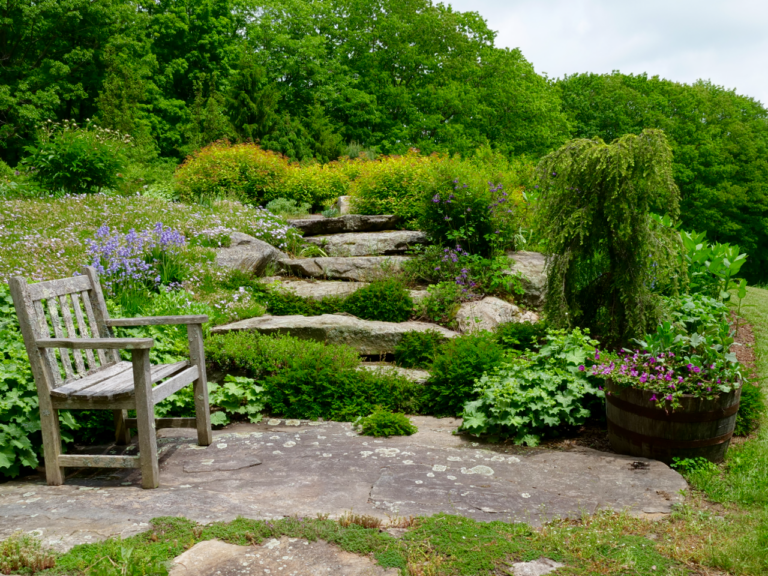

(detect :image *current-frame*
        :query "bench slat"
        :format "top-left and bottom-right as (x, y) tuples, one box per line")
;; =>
(27, 275), (92, 301)
(75, 360), (189, 400)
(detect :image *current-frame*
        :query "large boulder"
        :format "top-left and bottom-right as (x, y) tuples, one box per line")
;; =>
(287, 214), (399, 236)
(279, 256), (409, 282)
(304, 230), (428, 257)
(261, 278), (428, 301)
(211, 314), (458, 355)
(215, 232), (287, 275)
(506, 251), (548, 308)
(456, 296), (539, 333)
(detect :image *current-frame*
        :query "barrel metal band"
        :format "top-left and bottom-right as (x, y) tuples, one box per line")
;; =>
(606, 393), (739, 423)
(607, 420), (733, 449)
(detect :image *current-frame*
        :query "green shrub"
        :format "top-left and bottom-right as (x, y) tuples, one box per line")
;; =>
(265, 197), (312, 218)
(395, 330), (448, 369)
(420, 178), (521, 257)
(342, 279), (414, 322)
(355, 407), (418, 437)
(209, 375), (267, 427)
(175, 142), (288, 205)
(22, 119), (130, 193)
(205, 331), (361, 380)
(495, 321), (548, 352)
(282, 162), (350, 209)
(426, 332), (505, 416)
(265, 290), (344, 316)
(350, 151), (445, 226)
(263, 357), (424, 420)
(537, 130), (687, 344)
(461, 328), (603, 445)
(681, 229), (748, 301)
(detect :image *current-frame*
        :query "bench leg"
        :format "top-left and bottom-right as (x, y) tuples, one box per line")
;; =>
(132, 349), (159, 489)
(39, 405), (64, 486)
(188, 324), (212, 446)
(113, 410), (131, 445)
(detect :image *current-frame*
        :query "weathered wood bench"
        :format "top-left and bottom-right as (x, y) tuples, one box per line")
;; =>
(9, 266), (212, 489)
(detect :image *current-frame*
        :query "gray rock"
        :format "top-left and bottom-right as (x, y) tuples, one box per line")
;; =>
(506, 251), (548, 307)
(169, 538), (397, 576)
(211, 314), (458, 355)
(0, 417), (687, 552)
(335, 195), (352, 215)
(510, 558), (565, 576)
(279, 256), (409, 282)
(304, 230), (428, 257)
(358, 363), (431, 384)
(261, 278), (427, 302)
(215, 232), (287, 276)
(456, 297), (539, 333)
(287, 214), (400, 236)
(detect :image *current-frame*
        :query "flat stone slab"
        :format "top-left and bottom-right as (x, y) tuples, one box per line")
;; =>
(169, 538), (397, 576)
(211, 314), (457, 355)
(304, 230), (428, 257)
(261, 278), (427, 302)
(287, 215), (400, 236)
(0, 417), (687, 553)
(358, 363), (431, 384)
(279, 256), (409, 282)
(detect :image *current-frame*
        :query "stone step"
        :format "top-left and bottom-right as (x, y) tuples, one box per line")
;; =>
(211, 313), (458, 356)
(287, 214), (399, 236)
(304, 230), (428, 257)
(279, 256), (409, 282)
(358, 363), (431, 384)
(261, 278), (427, 302)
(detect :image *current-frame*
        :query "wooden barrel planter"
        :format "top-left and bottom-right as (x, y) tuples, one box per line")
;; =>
(605, 380), (741, 463)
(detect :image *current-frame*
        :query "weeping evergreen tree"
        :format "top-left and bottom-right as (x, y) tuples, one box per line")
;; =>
(536, 129), (687, 345)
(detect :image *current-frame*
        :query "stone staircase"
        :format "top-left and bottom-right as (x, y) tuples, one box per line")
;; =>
(212, 214), (546, 381)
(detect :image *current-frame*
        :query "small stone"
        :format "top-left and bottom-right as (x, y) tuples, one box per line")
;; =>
(215, 233), (287, 275)
(509, 557), (564, 576)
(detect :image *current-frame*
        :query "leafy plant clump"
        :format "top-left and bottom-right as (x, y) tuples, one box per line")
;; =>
(461, 328), (604, 445)
(537, 129), (687, 344)
(681, 229), (747, 300)
(22, 119), (132, 194)
(426, 332), (505, 416)
(342, 278), (414, 323)
(355, 407), (418, 437)
(209, 375), (267, 427)
(395, 330), (448, 369)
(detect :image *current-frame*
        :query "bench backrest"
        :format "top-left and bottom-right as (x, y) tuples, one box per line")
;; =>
(9, 266), (117, 393)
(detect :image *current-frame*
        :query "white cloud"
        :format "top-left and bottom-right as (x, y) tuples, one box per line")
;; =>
(443, 0), (768, 105)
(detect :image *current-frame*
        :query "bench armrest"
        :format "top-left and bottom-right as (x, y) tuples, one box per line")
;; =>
(37, 338), (154, 350)
(106, 315), (209, 327)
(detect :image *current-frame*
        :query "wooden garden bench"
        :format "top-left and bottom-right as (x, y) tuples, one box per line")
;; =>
(9, 266), (212, 489)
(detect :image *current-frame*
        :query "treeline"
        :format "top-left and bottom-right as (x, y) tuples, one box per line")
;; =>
(2, 0), (768, 280)
(0, 0), (568, 162)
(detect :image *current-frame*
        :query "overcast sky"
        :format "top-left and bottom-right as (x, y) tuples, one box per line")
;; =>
(444, 0), (768, 106)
